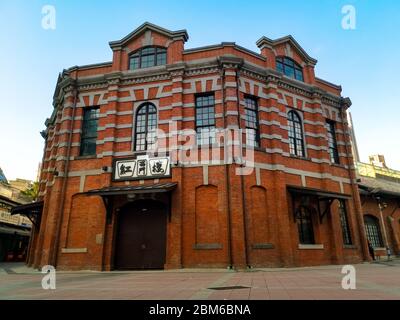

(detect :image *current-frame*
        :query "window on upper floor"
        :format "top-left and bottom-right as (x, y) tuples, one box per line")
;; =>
(287, 110), (305, 157)
(244, 96), (260, 147)
(276, 57), (304, 81)
(80, 107), (100, 156)
(326, 120), (340, 164)
(129, 47), (167, 70)
(195, 94), (216, 146)
(134, 103), (157, 151)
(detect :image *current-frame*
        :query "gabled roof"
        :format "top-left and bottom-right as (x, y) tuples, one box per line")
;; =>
(109, 22), (189, 50)
(256, 35), (317, 66)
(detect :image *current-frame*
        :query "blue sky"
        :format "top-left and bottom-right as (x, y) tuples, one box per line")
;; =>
(0, 0), (399, 180)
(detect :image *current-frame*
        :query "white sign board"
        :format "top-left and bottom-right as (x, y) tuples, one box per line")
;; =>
(113, 156), (171, 181)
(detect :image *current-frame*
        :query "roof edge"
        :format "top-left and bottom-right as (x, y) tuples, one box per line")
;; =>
(109, 22), (188, 50)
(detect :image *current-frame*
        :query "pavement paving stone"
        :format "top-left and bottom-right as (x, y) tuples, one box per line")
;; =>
(1, 261), (400, 300)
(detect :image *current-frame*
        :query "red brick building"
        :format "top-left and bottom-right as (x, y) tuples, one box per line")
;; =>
(19, 22), (370, 270)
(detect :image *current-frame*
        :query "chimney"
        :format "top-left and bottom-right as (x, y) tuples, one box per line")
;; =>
(369, 154), (387, 168)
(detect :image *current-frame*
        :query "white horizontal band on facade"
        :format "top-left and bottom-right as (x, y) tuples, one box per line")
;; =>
(303, 119), (325, 126)
(307, 144), (328, 151)
(302, 107), (323, 115)
(224, 82), (237, 88)
(225, 96), (238, 102)
(305, 132), (327, 139)
(259, 120), (288, 130)
(42, 159), (353, 188)
(224, 71), (236, 76)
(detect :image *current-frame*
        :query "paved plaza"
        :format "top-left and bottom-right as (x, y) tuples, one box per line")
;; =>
(0, 261), (399, 300)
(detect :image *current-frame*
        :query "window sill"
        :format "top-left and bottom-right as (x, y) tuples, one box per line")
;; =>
(298, 244), (324, 250)
(289, 155), (311, 161)
(343, 245), (357, 249)
(330, 163), (346, 169)
(75, 155), (97, 160)
(193, 243), (222, 250)
(252, 243), (275, 249)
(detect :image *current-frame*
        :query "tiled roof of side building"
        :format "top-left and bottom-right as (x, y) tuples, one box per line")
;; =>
(359, 175), (400, 197)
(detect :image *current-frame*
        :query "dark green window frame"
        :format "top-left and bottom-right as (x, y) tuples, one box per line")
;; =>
(80, 107), (99, 156)
(326, 120), (340, 164)
(195, 93), (216, 146)
(244, 96), (260, 147)
(129, 46), (167, 70)
(276, 56), (304, 81)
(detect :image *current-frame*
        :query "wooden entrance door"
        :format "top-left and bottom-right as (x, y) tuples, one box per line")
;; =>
(115, 199), (167, 269)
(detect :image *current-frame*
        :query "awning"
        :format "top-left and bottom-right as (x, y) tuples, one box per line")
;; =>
(0, 224), (31, 237)
(85, 182), (177, 223)
(287, 185), (352, 223)
(287, 185), (351, 200)
(85, 182), (177, 196)
(10, 201), (44, 228)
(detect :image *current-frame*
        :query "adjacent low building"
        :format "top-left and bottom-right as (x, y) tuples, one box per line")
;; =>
(0, 170), (32, 261)
(15, 22), (370, 270)
(356, 156), (400, 258)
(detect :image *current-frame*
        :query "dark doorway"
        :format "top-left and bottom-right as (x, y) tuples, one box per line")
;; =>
(114, 199), (167, 270)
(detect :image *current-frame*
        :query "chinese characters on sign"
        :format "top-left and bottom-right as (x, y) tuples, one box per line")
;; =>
(114, 156), (170, 181)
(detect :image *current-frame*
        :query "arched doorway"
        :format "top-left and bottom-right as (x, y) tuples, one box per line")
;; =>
(114, 199), (167, 269)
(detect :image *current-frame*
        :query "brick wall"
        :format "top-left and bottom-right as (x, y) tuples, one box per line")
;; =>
(28, 23), (367, 270)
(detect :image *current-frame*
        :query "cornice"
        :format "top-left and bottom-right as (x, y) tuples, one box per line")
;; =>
(256, 35), (318, 66)
(109, 22), (189, 50)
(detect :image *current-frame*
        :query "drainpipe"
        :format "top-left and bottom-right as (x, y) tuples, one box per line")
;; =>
(51, 77), (79, 267)
(235, 65), (250, 269)
(220, 65), (233, 269)
(375, 196), (389, 249)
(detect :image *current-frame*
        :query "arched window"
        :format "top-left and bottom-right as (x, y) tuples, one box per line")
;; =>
(134, 103), (157, 151)
(276, 57), (304, 81)
(296, 205), (315, 244)
(287, 110), (305, 157)
(364, 215), (384, 248)
(129, 47), (167, 70)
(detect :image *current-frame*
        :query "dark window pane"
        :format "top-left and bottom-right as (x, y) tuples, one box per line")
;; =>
(244, 97), (260, 147)
(80, 107), (99, 156)
(276, 61), (284, 73)
(326, 121), (340, 164)
(195, 94), (215, 145)
(288, 110), (305, 157)
(130, 56), (139, 70)
(284, 66), (295, 78)
(276, 57), (304, 82)
(284, 58), (294, 66)
(296, 206), (315, 244)
(295, 69), (304, 81)
(134, 103), (157, 151)
(129, 47), (167, 70)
